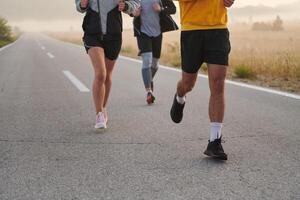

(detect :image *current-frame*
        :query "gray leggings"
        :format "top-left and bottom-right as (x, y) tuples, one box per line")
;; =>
(141, 52), (159, 89)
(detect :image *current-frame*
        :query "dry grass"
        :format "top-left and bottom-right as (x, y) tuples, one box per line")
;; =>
(47, 31), (84, 45)
(228, 24), (300, 93)
(47, 24), (300, 94)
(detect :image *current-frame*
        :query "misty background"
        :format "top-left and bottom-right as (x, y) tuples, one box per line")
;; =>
(0, 0), (300, 32)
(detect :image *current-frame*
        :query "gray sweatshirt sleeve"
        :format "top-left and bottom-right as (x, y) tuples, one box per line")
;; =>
(75, 0), (88, 13)
(124, 0), (140, 15)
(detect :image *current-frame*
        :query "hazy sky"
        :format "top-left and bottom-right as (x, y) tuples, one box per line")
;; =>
(236, 0), (298, 7)
(1, 0), (299, 32)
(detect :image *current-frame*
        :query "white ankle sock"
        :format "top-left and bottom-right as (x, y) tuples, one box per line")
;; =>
(176, 95), (186, 104)
(210, 122), (223, 142)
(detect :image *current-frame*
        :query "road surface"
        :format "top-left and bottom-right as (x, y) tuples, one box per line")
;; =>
(0, 34), (299, 200)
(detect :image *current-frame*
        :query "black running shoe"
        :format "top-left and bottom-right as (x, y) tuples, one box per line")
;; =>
(204, 137), (227, 160)
(170, 94), (185, 123)
(147, 92), (155, 105)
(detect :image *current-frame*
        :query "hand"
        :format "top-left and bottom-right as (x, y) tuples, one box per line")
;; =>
(152, 3), (161, 12)
(223, 0), (234, 8)
(118, 0), (126, 11)
(80, 0), (89, 8)
(132, 6), (141, 17)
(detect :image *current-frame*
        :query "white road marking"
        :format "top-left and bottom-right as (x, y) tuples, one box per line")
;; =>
(47, 52), (55, 58)
(63, 70), (90, 92)
(118, 56), (300, 100)
(0, 38), (20, 53)
(36, 41), (46, 50)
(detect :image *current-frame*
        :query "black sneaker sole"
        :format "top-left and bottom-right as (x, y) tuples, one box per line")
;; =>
(204, 150), (228, 160)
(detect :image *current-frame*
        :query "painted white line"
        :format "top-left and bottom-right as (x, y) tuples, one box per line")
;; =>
(45, 38), (300, 100)
(36, 41), (46, 50)
(63, 70), (90, 92)
(0, 43), (14, 52)
(225, 80), (300, 100)
(0, 38), (20, 53)
(47, 52), (55, 58)
(118, 56), (300, 100)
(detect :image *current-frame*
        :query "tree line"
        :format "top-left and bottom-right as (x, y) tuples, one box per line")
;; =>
(252, 16), (284, 31)
(0, 17), (14, 42)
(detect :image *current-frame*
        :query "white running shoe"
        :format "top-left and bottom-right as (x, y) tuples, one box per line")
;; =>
(94, 112), (107, 129)
(103, 108), (108, 124)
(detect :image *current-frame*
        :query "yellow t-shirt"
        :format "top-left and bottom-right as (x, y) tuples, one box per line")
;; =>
(179, 0), (228, 31)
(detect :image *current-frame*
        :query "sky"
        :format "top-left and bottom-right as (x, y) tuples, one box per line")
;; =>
(0, 0), (299, 32)
(235, 0), (298, 7)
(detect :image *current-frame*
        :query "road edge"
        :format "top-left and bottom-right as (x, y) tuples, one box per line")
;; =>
(46, 36), (300, 101)
(0, 36), (21, 53)
(118, 55), (300, 100)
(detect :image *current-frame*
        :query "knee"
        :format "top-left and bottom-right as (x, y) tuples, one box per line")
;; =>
(182, 79), (196, 92)
(210, 78), (225, 95)
(152, 58), (159, 69)
(105, 74), (112, 84)
(95, 71), (106, 84)
(142, 52), (153, 69)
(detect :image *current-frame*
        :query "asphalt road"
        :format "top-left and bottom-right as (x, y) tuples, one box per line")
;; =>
(0, 33), (299, 200)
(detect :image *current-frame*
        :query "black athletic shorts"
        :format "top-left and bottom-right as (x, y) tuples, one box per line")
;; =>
(137, 32), (162, 59)
(181, 29), (231, 73)
(83, 33), (122, 60)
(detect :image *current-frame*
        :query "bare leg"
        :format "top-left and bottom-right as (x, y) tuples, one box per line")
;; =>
(207, 64), (227, 123)
(177, 72), (198, 97)
(170, 71), (198, 123)
(103, 58), (116, 108)
(88, 47), (106, 113)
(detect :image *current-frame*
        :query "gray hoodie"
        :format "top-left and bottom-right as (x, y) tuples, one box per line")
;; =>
(75, 0), (140, 34)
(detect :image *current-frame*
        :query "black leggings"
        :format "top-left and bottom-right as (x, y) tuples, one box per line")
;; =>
(137, 32), (162, 59)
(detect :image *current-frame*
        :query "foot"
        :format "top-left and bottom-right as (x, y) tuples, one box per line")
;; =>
(170, 94), (185, 123)
(204, 137), (227, 160)
(146, 92), (155, 105)
(94, 112), (107, 129)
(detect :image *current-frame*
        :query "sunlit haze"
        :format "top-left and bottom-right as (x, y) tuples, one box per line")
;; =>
(0, 0), (299, 32)
(236, 0), (298, 7)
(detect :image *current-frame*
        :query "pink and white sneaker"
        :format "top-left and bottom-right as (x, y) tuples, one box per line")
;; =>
(103, 108), (108, 124)
(95, 112), (107, 129)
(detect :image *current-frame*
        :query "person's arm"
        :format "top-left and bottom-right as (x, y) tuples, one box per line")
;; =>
(75, 0), (88, 13)
(132, 6), (141, 17)
(123, 0), (141, 15)
(224, 0), (234, 8)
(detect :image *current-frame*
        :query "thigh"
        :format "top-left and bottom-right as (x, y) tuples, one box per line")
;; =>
(181, 71), (198, 86)
(204, 29), (231, 66)
(105, 58), (116, 76)
(152, 34), (163, 59)
(88, 47), (106, 74)
(137, 34), (152, 55)
(207, 64), (227, 92)
(181, 30), (204, 74)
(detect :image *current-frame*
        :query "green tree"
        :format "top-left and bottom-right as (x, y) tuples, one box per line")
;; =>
(272, 15), (284, 31)
(0, 17), (13, 41)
